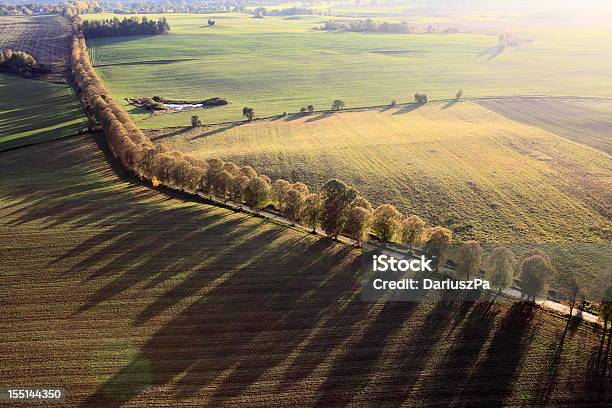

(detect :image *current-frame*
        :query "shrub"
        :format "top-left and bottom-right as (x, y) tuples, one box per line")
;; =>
(191, 115), (203, 127)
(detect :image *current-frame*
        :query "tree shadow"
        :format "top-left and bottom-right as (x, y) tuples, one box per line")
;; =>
(314, 301), (420, 407)
(415, 303), (496, 405)
(442, 100), (459, 110)
(189, 122), (243, 140)
(478, 44), (505, 61)
(378, 104), (396, 112)
(2, 134), (607, 407)
(304, 112), (334, 123)
(458, 302), (536, 406)
(391, 102), (423, 115)
(83, 237), (362, 407)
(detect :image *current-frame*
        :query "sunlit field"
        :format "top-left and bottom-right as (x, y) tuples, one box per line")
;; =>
(84, 12), (612, 126)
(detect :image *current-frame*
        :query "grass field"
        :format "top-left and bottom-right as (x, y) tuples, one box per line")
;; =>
(0, 135), (608, 406)
(149, 101), (611, 292)
(0, 74), (87, 151)
(479, 97), (612, 155)
(84, 12), (612, 126)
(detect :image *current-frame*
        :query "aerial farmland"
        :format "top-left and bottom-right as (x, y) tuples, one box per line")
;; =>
(0, 0), (610, 406)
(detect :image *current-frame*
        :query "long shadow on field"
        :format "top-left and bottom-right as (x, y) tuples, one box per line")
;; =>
(537, 315), (582, 406)
(4, 134), (603, 406)
(189, 122), (244, 140)
(84, 237), (362, 407)
(577, 346), (612, 406)
(442, 100), (459, 110)
(304, 112), (334, 123)
(361, 291), (472, 407)
(454, 302), (536, 407)
(391, 102), (422, 115)
(0, 133), (371, 407)
(478, 43), (505, 60)
(314, 301), (420, 406)
(93, 58), (198, 68)
(0, 135), (173, 231)
(415, 299), (496, 406)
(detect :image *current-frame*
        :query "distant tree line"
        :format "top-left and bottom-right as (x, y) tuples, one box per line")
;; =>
(82, 16), (170, 38)
(253, 7), (318, 17)
(321, 19), (415, 34)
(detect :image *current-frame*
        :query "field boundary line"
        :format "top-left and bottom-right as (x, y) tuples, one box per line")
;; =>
(144, 94), (612, 130)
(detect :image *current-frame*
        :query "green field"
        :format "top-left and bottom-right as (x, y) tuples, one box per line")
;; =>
(0, 135), (607, 406)
(84, 12), (612, 127)
(0, 74), (86, 150)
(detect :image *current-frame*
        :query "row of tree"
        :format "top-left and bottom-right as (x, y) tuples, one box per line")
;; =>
(321, 19), (415, 34)
(81, 16), (170, 38)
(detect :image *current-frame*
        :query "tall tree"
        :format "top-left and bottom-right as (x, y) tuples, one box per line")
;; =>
(487, 246), (517, 297)
(331, 99), (345, 110)
(230, 175), (250, 203)
(204, 158), (224, 194)
(519, 254), (555, 303)
(457, 240), (482, 280)
(245, 176), (271, 209)
(302, 193), (323, 232)
(400, 215), (426, 251)
(272, 179), (291, 209)
(372, 204), (402, 242)
(424, 227), (453, 271)
(214, 170), (234, 200)
(321, 179), (357, 238)
(242, 107), (255, 121)
(345, 206), (372, 244)
(283, 187), (306, 223)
